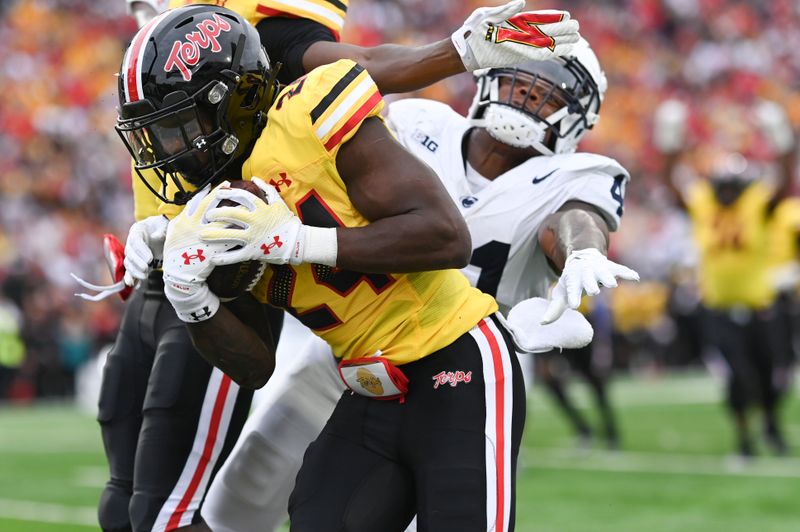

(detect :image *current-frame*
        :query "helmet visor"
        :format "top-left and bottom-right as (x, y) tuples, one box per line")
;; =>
(117, 103), (206, 168)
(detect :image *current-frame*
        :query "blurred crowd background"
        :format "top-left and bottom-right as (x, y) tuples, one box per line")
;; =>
(0, 0), (798, 401)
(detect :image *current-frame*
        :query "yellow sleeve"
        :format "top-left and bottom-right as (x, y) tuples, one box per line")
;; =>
(168, 0), (347, 40)
(304, 60), (384, 156)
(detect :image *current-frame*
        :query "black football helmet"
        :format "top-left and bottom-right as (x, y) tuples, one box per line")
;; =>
(116, 5), (279, 204)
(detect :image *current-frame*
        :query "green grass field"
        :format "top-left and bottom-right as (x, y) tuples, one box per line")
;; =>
(1, 371), (798, 531)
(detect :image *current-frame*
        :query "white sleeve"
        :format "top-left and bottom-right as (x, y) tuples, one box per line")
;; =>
(565, 172), (628, 231)
(126, 0), (169, 16)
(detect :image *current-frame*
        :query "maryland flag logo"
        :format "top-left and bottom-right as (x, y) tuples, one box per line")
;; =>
(356, 367), (384, 396)
(490, 12), (563, 51)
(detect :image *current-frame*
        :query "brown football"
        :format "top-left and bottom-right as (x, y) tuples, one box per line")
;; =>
(206, 180), (268, 301)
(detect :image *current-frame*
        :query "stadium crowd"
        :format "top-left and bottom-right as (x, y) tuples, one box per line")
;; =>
(0, 0), (798, 401)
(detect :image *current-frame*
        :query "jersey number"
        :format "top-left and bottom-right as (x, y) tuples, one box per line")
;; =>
(469, 240), (511, 297)
(268, 191), (394, 331)
(610, 174), (625, 216)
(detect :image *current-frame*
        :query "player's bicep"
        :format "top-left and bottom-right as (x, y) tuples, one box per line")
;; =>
(336, 117), (459, 223)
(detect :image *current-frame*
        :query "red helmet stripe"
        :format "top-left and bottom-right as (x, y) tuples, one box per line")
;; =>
(122, 11), (171, 103)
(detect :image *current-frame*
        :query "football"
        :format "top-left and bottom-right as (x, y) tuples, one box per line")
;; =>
(206, 180), (268, 301)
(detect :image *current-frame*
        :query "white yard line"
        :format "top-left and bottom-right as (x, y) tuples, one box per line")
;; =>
(525, 448), (800, 478)
(0, 498), (97, 527)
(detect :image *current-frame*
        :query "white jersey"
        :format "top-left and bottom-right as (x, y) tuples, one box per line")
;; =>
(386, 98), (629, 311)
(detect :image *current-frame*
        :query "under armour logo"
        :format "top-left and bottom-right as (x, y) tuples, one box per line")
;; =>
(260, 236), (283, 255)
(190, 306), (212, 321)
(194, 138), (208, 150)
(269, 172), (292, 192)
(182, 249), (206, 265)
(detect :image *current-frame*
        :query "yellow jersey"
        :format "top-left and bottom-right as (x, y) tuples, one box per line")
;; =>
(686, 180), (776, 310)
(246, 59), (498, 365)
(769, 197), (800, 267)
(167, 0), (347, 40)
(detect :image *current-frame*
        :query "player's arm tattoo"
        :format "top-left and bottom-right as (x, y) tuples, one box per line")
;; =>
(187, 294), (277, 389)
(538, 200), (610, 273)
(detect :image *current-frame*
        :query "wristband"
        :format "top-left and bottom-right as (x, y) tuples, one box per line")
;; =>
(300, 226), (338, 266)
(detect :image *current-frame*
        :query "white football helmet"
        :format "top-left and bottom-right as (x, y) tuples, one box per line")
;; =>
(468, 38), (607, 155)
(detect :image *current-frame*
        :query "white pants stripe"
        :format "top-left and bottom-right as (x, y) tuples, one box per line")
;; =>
(470, 317), (514, 532)
(151, 368), (240, 531)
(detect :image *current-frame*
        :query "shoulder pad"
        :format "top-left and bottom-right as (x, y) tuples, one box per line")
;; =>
(271, 60), (384, 153)
(386, 98), (466, 140)
(548, 152), (630, 183)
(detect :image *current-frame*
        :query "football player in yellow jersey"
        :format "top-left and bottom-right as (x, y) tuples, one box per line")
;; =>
(768, 197), (800, 399)
(101, 1), (577, 530)
(116, 5), (537, 530)
(654, 98), (796, 459)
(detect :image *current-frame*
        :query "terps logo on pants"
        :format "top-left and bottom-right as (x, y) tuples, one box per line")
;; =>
(356, 367), (384, 395)
(432, 370), (473, 389)
(164, 14), (232, 81)
(181, 249), (206, 265)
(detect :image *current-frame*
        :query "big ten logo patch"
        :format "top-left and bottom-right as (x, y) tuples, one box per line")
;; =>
(413, 129), (438, 153)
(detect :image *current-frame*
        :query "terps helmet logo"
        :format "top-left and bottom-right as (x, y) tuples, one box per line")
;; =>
(356, 367), (384, 395)
(164, 14), (232, 81)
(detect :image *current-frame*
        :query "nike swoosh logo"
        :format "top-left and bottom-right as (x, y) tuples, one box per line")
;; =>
(532, 169), (557, 184)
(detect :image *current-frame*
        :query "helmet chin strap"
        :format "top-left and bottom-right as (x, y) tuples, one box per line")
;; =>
(476, 104), (555, 155)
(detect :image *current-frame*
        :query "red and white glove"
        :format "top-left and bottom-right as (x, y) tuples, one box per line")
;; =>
(71, 234), (133, 302)
(451, 0), (580, 72)
(541, 248), (639, 324)
(162, 186), (229, 322)
(201, 177), (338, 267)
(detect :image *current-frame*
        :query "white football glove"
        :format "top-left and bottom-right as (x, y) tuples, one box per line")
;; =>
(754, 100), (794, 155)
(162, 186), (229, 323)
(653, 99), (689, 154)
(127, 0), (167, 28)
(502, 297), (594, 354)
(451, 0), (580, 72)
(541, 248), (639, 324)
(200, 177), (338, 267)
(123, 215), (168, 285)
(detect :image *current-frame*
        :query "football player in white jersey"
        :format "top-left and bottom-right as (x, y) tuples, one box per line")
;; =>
(199, 37), (637, 532)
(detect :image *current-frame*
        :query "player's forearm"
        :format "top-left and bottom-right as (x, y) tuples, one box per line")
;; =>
(305, 40), (465, 95)
(539, 208), (609, 272)
(334, 213), (471, 273)
(187, 304), (276, 389)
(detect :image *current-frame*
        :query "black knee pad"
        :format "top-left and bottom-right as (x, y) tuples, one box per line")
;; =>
(98, 479), (133, 532)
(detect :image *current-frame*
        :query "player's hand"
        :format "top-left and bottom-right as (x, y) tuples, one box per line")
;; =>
(201, 177), (337, 267)
(123, 215), (168, 285)
(451, 0), (580, 72)
(162, 186), (227, 322)
(653, 99), (689, 154)
(755, 100), (794, 155)
(127, 1), (166, 28)
(541, 248), (639, 324)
